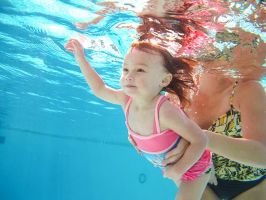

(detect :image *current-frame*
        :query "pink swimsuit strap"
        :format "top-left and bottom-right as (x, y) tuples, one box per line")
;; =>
(153, 95), (168, 134)
(125, 95), (167, 135)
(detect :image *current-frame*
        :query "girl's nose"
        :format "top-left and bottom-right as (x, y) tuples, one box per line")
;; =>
(126, 75), (134, 81)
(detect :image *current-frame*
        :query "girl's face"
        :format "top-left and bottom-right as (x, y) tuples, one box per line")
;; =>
(120, 48), (172, 97)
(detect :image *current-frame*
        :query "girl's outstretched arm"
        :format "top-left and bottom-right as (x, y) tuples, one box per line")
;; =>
(65, 38), (126, 106)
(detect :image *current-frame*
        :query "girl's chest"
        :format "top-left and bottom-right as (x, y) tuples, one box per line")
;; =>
(127, 108), (155, 136)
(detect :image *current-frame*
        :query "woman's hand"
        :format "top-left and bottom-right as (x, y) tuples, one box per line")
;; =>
(163, 164), (182, 182)
(65, 38), (85, 60)
(163, 138), (189, 166)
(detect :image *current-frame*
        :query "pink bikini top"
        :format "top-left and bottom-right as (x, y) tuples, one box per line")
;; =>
(124, 95), (181, 154)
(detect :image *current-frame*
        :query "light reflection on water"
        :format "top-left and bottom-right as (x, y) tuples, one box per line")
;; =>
(0, 0), (265, 138)
(0, 0), (265, 128)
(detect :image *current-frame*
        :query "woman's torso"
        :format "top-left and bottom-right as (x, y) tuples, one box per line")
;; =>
(186, 79), (266, 181)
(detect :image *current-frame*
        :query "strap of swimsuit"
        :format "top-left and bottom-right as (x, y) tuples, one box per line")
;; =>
(229, 81), (238, 108)
(124, 96), (132, 118)
(153, 95), (168, 134)
(126, 95), (167, 135)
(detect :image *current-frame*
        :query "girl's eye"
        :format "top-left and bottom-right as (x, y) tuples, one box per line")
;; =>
(137, 68), (145, 72)
(122, 68), (128, 73)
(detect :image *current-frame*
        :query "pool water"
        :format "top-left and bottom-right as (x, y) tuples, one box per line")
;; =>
(0, 1), (177, 200)
(0, 1), (265, 200)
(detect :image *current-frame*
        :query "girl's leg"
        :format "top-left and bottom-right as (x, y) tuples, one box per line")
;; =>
(175, 173), (211, 200)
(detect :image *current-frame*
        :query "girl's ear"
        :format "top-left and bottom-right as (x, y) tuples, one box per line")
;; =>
(160, 73), (172, 87)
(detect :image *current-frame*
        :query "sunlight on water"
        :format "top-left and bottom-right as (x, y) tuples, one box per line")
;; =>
(0, 1), (265, 124)
(0, 0), (265, 124)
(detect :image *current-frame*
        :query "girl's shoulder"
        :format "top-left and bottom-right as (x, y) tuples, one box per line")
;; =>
(159, 98), (188, 122)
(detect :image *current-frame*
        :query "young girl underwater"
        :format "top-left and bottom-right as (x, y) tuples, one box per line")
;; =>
(65, 38), (212, 200)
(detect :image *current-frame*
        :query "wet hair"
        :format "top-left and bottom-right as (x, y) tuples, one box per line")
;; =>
(137, 14), (186, 51)
(131, 41), (197, 108)
(136, 14), (212, 62)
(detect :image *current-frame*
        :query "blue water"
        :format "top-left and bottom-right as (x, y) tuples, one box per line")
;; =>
(0, 1), (177, 200)
(1, 1), (265, 200)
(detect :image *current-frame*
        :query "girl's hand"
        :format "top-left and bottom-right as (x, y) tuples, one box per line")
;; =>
(164, 164), (182, 182)
(65, 39), (85, 60)
(163, 138), (189, 166)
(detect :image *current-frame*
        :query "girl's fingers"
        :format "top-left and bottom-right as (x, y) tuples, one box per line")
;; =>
(165, 150), (177, 159)
(65, 39), (81, 52)
(68, 38), (77, 43)
(162, 155), (179, 166)
(165, 139), (189, 159)
(65, 42), (74, 52)
(65, 47), (74, 52)
(165, 148), (183, 160)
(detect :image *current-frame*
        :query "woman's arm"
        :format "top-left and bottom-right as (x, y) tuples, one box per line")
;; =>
(162, 138), (189, 166)
(206, 81), (266, 168)
(65, 39), (126, 106)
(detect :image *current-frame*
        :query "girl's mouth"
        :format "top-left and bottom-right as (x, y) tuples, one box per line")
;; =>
(125, 85), (136, 88)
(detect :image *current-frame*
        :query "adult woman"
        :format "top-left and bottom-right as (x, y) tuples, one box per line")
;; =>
(165, 73), (266, 200)
(159, 12), (266, 196)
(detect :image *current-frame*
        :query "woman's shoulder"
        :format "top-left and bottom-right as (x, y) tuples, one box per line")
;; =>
(236, 80), (265, 96)
(233, 80), (266, 109)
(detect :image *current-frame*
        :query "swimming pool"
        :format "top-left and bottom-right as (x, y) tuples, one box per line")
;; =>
(0, 1), (178, 200)
(0, 1), (265, 200)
